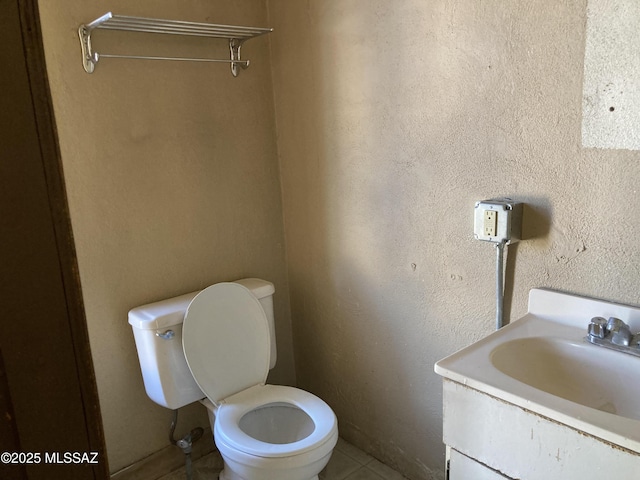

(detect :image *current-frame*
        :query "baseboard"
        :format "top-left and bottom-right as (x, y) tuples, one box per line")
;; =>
(111, 427), (216, 480)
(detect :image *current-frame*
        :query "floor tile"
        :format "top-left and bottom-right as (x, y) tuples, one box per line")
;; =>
(365, 458), (407, 480)
(319, 449), (361, 480)
(334, 438), (374, 465)
(344, 466), (385, 480)
(157, 452), (222, 480)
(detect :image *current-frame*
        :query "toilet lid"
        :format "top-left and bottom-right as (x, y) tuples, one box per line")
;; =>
(182, 283), (270, 403)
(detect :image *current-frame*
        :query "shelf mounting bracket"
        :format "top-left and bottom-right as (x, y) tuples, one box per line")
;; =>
(78, 25), (98, 74)
(230, 39), (249, 77)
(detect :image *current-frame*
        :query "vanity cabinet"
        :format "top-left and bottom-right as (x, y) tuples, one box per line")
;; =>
(443, 379), (639, 480)
(448, 449), (508, 479)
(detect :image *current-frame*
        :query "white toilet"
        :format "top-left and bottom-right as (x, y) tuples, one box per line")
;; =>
(128, 278), (338, 480)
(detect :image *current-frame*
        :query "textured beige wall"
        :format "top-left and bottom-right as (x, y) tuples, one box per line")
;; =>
(582, 0), (640, 150)
(268, 1), (640, 479)
(38, 0), (293, 473)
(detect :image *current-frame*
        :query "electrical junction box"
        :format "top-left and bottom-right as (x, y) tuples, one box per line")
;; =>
(474, 199), (523, 244)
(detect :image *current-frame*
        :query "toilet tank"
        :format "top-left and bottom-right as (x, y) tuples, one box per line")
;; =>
(128, 278), (276, 409)
(233, 278), (277, 369)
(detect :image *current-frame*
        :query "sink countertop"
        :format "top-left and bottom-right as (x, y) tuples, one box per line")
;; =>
(435, 288), (640, 454)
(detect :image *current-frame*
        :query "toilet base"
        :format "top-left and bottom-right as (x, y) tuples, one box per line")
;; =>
(219, 466), (319, 480)
(214, 432), (335, 480)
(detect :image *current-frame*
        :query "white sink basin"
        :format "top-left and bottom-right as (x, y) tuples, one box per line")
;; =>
(491, 336), (640, 421)
(435, 289), (640, 454)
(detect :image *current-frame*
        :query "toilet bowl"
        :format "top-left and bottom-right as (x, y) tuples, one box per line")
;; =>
(128, 279), (338, 480)
(202, 384), (338, 480)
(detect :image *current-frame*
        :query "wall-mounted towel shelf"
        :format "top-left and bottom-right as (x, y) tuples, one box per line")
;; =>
(78, 12), (273, 77)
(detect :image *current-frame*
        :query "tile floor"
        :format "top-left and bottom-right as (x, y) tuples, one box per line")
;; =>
(319, 438), (407, 480)
(158, 437), (407, 480)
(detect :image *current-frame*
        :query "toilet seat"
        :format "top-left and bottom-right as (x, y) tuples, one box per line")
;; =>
(215, 384), (338, 458)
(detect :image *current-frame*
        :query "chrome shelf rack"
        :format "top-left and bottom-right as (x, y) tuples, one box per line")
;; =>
(78, 12), (273, 77)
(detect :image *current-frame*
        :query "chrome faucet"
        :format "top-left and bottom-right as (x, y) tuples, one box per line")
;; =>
(586, 317), (640, 357)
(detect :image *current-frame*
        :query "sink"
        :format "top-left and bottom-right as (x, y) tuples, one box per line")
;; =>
(491, 336), (640, 420)
(435, 288), (640, 455)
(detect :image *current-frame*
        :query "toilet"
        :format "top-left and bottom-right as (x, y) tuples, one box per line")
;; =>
(128, 279), (338, 480)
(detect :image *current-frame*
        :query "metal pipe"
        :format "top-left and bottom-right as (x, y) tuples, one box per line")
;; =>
(185, 453), (193, 480)
(496, 241), (506, 330)
(169, 409), (178, 445)
(168, 409), (204, 480)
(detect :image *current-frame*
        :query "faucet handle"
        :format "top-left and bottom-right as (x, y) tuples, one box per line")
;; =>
(606, 317), (627, 332)
(607, 317), (632, 346)
(588, 317), (608, 339)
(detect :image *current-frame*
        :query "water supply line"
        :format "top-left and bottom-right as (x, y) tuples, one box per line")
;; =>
(169, 409), (204, 480)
